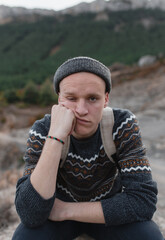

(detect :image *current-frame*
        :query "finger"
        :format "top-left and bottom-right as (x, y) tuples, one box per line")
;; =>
(59, 100), (71, 110)
(58, 102), (65, 107)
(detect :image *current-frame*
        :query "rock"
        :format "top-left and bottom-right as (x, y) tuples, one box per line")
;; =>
(138, 55), (157, 67)
(139, 17), (155, 29)
(0, 133), (26, 170)
(0, 178), (8, 190)
(0, 185), (20, 230)
(110, 62), (127, 71)
(0, 169), (22, 190)
(95, 12), (109, 21)
(0, 127), (29, 170)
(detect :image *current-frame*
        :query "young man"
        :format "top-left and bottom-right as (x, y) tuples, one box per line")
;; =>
(12, 57), (164, 240)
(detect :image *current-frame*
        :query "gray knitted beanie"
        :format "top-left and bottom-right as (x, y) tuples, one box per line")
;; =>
(53, 56), (111, 93)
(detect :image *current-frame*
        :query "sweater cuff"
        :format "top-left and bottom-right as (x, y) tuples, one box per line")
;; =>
(18, 176), (56, 209)
(101, 193), (133, 226)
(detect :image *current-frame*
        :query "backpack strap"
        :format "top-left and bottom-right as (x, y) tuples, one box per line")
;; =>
(60, 107), (116, 167)
(100, 107), (116, 163)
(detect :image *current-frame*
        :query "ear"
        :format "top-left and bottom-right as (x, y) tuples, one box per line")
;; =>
(104, 92), (109, 108)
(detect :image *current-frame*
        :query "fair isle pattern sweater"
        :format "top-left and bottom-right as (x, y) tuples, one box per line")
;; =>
(15, 108), (157, 228)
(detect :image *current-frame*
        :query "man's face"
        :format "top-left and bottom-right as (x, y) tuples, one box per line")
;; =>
(58, 72), (109, 139)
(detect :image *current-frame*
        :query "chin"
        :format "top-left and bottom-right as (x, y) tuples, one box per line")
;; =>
(73, 129), (94, 139)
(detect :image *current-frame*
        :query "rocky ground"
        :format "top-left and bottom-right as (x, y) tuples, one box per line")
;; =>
(0, 61), (165, 239)
(110, 61), (165, 237)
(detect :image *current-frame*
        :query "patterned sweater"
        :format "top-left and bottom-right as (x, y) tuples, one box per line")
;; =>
(15, 108), (158, 228)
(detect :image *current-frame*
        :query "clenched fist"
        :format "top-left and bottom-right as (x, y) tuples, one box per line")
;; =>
(48, 104), (76, 142)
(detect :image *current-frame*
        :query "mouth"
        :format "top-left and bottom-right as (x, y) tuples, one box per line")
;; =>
(76, 118), (90, 125)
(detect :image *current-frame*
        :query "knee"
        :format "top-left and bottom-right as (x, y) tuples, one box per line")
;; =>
(142, 221), (164, 240)
(12, 223), (27, 240)
(130, 221), (164, 240)
(12, 223), (44, 240)
(111, 221), (164, 240)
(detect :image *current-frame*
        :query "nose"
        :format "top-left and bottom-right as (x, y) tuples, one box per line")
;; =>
(75, 100), (88, 116)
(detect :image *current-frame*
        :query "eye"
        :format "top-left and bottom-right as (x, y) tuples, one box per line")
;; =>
(67, 97), (76, 101)
(89, 97), (97, 102)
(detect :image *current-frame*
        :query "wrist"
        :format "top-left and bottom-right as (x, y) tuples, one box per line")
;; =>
(65, 202), (75, 220)
(47, 135), (65, 145)
(48, 131), (66, 143)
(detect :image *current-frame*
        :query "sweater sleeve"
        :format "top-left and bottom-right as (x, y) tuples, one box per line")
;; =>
(101, 108), (158, 226)
(15, 114), (56, 228)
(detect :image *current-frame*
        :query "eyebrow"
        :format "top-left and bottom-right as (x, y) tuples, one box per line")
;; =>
(63, 92), (102, 98)
(63, 92), (75, 95)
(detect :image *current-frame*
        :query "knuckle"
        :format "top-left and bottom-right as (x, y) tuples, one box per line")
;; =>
(52, 104), (57, 110)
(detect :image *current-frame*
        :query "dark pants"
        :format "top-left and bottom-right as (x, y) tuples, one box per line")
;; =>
(12, 220), (164, 240)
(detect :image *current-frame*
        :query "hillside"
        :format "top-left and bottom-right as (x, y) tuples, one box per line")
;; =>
(0, 8), (165, 91)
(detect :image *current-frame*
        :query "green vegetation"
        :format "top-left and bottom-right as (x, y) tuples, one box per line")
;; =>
(4, 88), (19, 103)
(0, 9), (165, 96)
(22, 81), (40, 104)
(1, 80), (58, 106)
(39, 79), (57, 106)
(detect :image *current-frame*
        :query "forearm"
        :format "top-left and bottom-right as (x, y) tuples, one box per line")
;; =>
(30, 105), (75, 200)
(49, 199), (105, 224)
(69, 201), (105, 224)
(30, 138), (63, 199)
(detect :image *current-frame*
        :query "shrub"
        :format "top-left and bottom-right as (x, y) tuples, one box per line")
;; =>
(39, 79), (58, 106)
(23, 81), (39, 104)
(4, 88), (19, 103)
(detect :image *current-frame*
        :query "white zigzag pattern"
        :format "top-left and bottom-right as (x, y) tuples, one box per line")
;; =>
(28, 138), (44, 146)
(121, 166), (151, 173)
(65, 159), (110, 170)
(117, 122), (138, 139)
(119, 132), (140, 150)
(113, 114), (136, 140)
(29, 129), (46, 140)
(68, 145), (103, 163)
(67, 172), (93, 179)
(27, 147), (42, 153)
(57, 184), (77, 202)
(68, 153), (99, 163)
(57, 172), (118, 202)
(89, 188), (112, 202)
(57, 183), (112, 202)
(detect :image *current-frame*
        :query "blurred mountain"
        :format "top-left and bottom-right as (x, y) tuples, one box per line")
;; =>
(61, 0), (165, 15)
(0, 1), (165, 91)
(0, 7), (165, 91)
(1, 0), (165, 24)
(0, 5), (56, 24)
